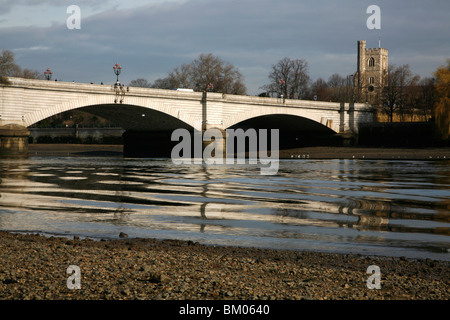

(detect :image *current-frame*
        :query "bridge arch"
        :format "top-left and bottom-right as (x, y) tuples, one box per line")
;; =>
(223, 107), (339, 133)
(24, 94), (198, 131)
(225, 113), (341, 150)
(227, 114), (336, 134)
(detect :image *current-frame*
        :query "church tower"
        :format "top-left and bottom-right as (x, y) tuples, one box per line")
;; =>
(354, 40), (388, 104)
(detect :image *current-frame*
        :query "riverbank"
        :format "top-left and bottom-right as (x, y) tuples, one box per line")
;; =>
(279, 146), (449, 160)
(28, 144), (450, 160)
(28, 144), (123, 157)
(0, 231), (448, 300)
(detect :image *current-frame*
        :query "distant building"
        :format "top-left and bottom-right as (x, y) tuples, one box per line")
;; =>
(353, 40), (388, 104)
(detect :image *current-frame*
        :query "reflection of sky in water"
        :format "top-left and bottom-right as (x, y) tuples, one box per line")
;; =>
(0, 157), (449, 261)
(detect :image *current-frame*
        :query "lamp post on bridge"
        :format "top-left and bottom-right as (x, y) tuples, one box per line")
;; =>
(44, 68), (53, 81)
(113, 63), (122, 86)
(113, 63), (126, 103)
(279, 79), (286, 103)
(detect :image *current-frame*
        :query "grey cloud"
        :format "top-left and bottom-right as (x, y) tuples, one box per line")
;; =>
(0, 0), (113, 13)
(1, 0), (449, 93)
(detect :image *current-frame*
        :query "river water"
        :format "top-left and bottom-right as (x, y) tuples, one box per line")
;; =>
(0, 156), (449, 261)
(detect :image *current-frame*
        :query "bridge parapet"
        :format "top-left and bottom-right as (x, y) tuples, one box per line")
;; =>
(3, 77), (204, 100)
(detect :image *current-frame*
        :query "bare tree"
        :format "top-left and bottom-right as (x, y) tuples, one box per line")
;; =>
(152, 77), (176, 90)
(1, 49), (44, 83)
(0, 49), (20, 84)
(129, 78), (152, 88)
(379, 64), (420, 122)
(152, 53), (247, 95)
(327, 73), (346, 88)
(403, 82), (422, 121)
(163, 63), (191, 89)
(327, 73), (348, 102)
(433, 60), (450, 140)
(417, 77), (436, 121)
(261, 57), (310, 99)
(310, 78), (332, 101)
(21, 68), (45, 80)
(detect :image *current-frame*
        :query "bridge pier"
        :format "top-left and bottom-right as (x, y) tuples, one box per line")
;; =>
(339, 102), (356, 133)
(122, 128), (227, 159)
(202, 127), (227, 159)
(0, 124), (30, 158)
(123, 130), (182, 158)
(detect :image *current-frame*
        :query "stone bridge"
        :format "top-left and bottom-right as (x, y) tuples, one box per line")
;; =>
(0, 77), (374, 157)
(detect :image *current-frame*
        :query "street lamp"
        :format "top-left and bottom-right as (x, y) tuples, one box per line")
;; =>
(113, 63), (122, 85)
(113, 63), (126, 103)
(207, 83), (214, 92)
(279, 79), (286, 102)
(44, 68), (53, 81)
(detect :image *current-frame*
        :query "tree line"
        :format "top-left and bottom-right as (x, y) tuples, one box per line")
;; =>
(130, 53), (247, 95)
(133, 53), (447, 139)
(1, 49), (448, 139)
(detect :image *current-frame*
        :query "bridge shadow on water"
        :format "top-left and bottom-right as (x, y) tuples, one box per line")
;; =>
(123, 114), (348, 158)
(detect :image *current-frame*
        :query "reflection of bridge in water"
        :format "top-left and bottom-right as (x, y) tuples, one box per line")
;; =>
(1, 160), (448, 243)
(0, 77), (375, 157)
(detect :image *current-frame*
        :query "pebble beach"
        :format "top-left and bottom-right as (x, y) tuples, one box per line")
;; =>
(0, 231), (448, 300)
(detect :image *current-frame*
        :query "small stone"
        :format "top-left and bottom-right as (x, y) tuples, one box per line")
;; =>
(148, 273), (162, 283)
(119, 232), (128, 238)
(139, 265), (152, 273)
(121, 288), (131, 296)
(2, 278), (18, 285)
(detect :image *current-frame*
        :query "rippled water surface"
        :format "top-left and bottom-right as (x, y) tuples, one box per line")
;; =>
(1, 156), (449, 260)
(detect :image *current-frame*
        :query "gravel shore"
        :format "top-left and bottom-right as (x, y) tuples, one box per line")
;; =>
(0, 231), (448, 300)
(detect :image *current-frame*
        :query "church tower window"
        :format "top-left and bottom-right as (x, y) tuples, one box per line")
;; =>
(368, 57), (375, 67)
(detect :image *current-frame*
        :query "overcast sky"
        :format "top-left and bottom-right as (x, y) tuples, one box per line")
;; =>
(1, 0), (449, 95)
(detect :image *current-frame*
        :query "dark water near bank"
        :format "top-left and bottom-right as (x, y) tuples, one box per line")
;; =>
(0, 157), (449, 261)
